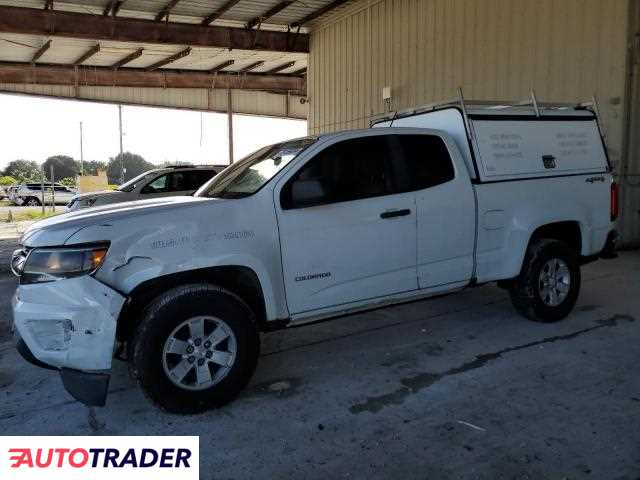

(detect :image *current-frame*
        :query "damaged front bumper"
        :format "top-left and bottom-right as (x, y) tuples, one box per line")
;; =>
(12, 275), (125, 406)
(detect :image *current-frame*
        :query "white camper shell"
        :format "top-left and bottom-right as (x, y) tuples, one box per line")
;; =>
(372, 94), (611, 183)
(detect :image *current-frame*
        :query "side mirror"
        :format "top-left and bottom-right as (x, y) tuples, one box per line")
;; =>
(290, 179), (327, 208)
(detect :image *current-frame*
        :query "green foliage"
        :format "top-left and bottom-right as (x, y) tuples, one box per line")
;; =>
(3, 159), (42, 183)
(80, 160), (108, 176)
(59, 177), (77, 188)
(0, 176), (17, 186)
(107, 152), (154, 184)
(43, 155), (78, 181)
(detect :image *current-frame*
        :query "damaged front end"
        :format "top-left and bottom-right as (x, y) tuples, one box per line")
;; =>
(11, 244), (125, 407)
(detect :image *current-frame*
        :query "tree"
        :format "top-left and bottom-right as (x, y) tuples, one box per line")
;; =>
(3, 159), (41, 183)
(59, 177), (77, 188)
(0, 176), (17, 186)
(79, 160), (108, 176)
(43, 155), (78, 181)
(107, 152), (154, 184)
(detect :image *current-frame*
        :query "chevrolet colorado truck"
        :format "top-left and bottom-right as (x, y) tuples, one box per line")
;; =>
(11, 100), (618, 413)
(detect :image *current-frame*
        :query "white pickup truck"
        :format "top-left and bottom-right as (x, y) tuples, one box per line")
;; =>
(11, 100), (618, 413)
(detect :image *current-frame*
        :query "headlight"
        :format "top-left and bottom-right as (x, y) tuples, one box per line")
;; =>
(15, 243), (109, 284)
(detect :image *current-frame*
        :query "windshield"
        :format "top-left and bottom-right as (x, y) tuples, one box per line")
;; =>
(117, 171), (158, 192)
(197, 137), (317, 199)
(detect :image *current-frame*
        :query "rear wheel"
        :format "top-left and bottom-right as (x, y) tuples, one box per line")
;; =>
(129, 284), (260, 414)
(509, 239), (581, 322)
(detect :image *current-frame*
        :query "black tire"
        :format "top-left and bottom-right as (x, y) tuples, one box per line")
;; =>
(25, 197), (41, 206)
(128, 284), (260, 414)
(509, 239), (581, 322)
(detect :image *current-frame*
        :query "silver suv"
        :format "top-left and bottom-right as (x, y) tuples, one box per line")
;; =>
(13, 183), (76, 206)
(67, 165), (226, 211)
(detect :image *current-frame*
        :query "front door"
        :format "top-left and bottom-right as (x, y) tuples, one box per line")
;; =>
(276, 134), (418, 315)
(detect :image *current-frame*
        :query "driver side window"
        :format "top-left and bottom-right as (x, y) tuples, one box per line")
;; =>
(281, 136), (394, 209)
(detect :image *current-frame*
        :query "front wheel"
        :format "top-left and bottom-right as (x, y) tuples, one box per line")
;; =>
(509, 239), (581, 322)
(25, 197), (41, 206)
(129, 284), (260, 414)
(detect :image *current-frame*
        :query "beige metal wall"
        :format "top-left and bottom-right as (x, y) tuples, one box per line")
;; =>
(308, 0), (639, 244)
(0, 84), (308, 120)
(623, 0), (640, 246)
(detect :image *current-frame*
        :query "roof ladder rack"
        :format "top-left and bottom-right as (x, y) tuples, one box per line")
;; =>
(457, 87), (473, 140)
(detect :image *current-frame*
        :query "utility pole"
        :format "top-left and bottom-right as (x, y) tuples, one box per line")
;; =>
(40, 167), (45, 215)
(227, 89), (234, 164)
(118, 104), (125, 184)
(50, 165), (55, 212)
(79, 121), (84, 176)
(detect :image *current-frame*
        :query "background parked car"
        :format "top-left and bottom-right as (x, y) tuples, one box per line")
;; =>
(6, 185), (19, 204)
(13, 183), (76, 206)
(67, 165), (226, 211)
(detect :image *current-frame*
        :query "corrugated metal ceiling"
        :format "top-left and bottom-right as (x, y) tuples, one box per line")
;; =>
(0, 0), (351, 28)
(0, 32), (307, 73)
(0, 0), (346, 74)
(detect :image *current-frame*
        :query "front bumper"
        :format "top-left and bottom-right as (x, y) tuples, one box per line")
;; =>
(16, 333), (110, 406)
(12, 275), (125, 406)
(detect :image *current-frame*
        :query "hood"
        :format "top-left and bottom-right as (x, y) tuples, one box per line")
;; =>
(21, 196), (211, 247)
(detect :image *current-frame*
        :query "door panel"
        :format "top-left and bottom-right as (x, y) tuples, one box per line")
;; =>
(416, 179), (475, 287)
(401, 136), (475, 288)
(277, 195), (417, 314)
(276, 135), (418, 315)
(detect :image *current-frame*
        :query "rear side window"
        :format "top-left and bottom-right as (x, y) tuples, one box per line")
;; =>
(392, 135), (455, 191)
(282, 136), (394, 209)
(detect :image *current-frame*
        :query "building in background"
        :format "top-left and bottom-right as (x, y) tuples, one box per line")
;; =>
(307, 0), (640, 247)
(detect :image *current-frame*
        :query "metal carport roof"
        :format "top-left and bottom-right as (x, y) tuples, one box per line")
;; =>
(0, 1), (352, 118)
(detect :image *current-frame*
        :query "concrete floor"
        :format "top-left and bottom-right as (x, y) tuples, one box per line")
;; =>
(0, 252), (639, 479)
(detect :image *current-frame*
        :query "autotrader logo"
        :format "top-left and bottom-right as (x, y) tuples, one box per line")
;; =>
(1, 436), (199, 479)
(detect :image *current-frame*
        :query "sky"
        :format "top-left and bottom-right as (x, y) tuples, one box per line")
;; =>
(0, 93), (308, 170)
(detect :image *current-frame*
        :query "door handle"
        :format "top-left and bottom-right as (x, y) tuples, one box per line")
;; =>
(380, 209), (411, 219)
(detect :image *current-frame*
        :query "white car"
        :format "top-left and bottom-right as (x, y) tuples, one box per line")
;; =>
(13, 183), (76, 206)
(66, 165), (226, 211)
(11, 101), (618, 413)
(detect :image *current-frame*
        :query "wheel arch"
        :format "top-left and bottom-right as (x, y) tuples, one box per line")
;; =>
(116, 265), (270, 342)
(528, 221), (583, 255)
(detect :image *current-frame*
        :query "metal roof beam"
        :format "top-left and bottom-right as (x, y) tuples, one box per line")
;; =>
(0, 6), (308, 53)
(290, 0), (349, 28)
(246, 1), (294, 29)
(73, 44), (100, 66)
(209, 59), (234, 73)
(31, 39), (51, 64)
(239, 61), (264, 72)
(111, 47), (143, 69)
(155, 0), (181, 22)
(146, 47), (191, 71)
(103, 0), (126, 17)
(290, 66), (306, 75)
(266, 61), (295, 73)
(201, 0), (242, 26)
(0, 61), (306, 94)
